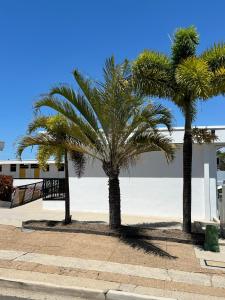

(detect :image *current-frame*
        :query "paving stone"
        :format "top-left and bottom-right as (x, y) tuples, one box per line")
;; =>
(165, 280), (225, 298)
(129, 277), (166, 290)
(0, 250), (26, 260)
(15, 252), (171, 281)
(16, 252), (104, 270)
(168, 269), (211, 286)
(118, 283), (136, 292)
(98, 271), (132, 284)
(194, 247), (225, 261)
(165, 289), (225, 300)
(0, 267), (120, 291)
(97, 261), (170, 281)
(134, 286), (166, 298)
(212, 275), (225, 288)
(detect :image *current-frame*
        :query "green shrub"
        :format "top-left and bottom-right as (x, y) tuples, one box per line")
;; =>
(0, 175), (13, 202)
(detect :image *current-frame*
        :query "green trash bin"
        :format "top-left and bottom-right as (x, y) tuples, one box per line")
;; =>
(204, 224), (220, 252)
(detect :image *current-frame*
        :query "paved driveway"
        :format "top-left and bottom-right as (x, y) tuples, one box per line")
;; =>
(0, 200), (65, 227)
(0, 199), (182, 229)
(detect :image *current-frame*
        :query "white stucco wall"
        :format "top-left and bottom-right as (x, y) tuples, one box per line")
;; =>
(44, 143), (218, 220)
(13, 179), (43, 187)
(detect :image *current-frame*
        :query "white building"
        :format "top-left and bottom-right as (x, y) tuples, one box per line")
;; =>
(0, 160), (65, 179)
(44, 126), (225, 222)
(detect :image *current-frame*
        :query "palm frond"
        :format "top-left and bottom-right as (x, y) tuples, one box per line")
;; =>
(175, 57), (212, 99)
(201, 43), (225, 72)
(192, 127), (218, 144)
(210, 67), (225, 96)
(27, 116), (50, 134)
(171, 26), (199, 66)
(17, 133), (60, 158)
(34, 96), (100, 145)
(119, 131), (175, 167)
(36, 145), (63, 170)
(133, 51), (174, 98)
(70, 150), (86, 178)
(49, 86), (99, 132)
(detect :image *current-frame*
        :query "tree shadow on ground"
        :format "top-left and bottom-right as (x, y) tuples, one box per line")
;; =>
(132, 221), (181, 229)
(23, 220), (178, 258)
(25, 220), (106, 227)
(118, 226), (177, 259)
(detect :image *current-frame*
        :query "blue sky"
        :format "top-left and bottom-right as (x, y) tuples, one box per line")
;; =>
(0, 0), (225, 159)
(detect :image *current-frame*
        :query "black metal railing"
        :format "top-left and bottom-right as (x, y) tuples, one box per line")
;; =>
(42, 178), (66, 201)
(11, 181), (43, 208)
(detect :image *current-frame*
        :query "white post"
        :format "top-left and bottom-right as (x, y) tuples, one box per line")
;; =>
(203, 145), (217, 221)
(204, 145), (211, 220)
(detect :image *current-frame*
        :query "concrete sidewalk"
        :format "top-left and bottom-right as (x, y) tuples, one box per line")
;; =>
(0, 261), (224, 300)
(0, 268), (175, 300)
(0, 249), (224, 288)
(0, 244), (224, 299)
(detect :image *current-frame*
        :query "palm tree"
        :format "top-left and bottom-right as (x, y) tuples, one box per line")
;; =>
(18, 57), (175, 229)
(133, 26), (225, 233)
(17, 114), (86, 224)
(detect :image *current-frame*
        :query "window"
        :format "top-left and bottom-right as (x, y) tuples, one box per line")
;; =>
(20, 164), (29, 169)
(0, 165), (2, 172)
(31, 164), (39, 169)
(10, 164), (16, 172)
(58, 164), (64, 172)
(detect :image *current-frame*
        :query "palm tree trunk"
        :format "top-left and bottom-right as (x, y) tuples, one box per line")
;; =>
(64, 150), (72, 224)
(108, 175), (121, 229)
(183, 111), (192, 233)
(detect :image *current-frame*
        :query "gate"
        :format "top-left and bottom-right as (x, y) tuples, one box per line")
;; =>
(42, 178), (66, 201)
(11, 181), (43, 208)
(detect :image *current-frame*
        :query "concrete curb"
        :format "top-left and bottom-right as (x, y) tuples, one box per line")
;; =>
(0, 276), (177, 300)
(0, 277), (106, 300)
(107, 290), (176, 300)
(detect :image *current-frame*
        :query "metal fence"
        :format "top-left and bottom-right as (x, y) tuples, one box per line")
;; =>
(42, 178), (66, 201)
(11, 181), (43, 208)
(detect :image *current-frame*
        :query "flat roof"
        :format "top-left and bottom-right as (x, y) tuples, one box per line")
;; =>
(159, 125), (225, 131)
(1, 126), (225, 161)
(159, 125), (225, 145)
(0, 160), (58, 165)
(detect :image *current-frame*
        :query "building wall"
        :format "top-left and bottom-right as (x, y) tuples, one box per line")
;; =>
(39, 165), (65, 178)
(0, 163), (65, 179)
(44, 144), (218, 220)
